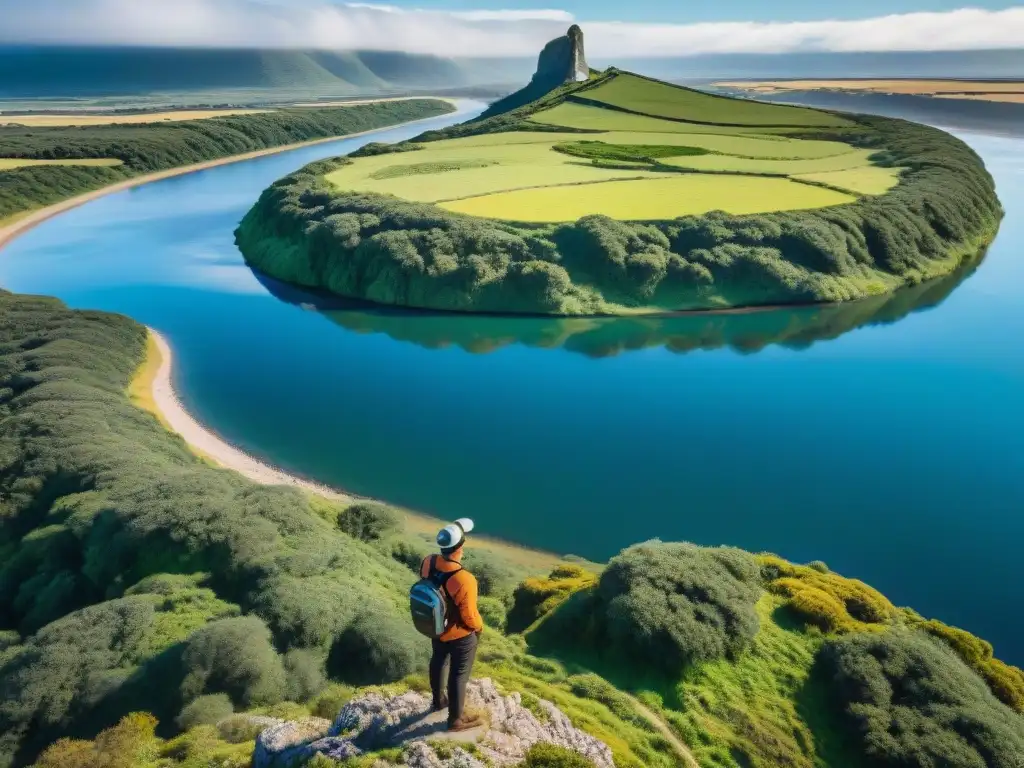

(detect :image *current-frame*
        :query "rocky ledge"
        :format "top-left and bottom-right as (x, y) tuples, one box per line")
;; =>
(253, 678), (614, 768)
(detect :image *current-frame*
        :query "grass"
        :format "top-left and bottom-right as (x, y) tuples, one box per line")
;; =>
(793, 167), (903, 195)
(661, 149), (877, 174)
(0, 157), (124, 169)
(440, 175), (855, 222)
(552, 140), (709, 163)
(530, 102), (798, 135)
(578, 73), (853, 128)
(369, 159), (497, 179)
(0, 109), (269, 126)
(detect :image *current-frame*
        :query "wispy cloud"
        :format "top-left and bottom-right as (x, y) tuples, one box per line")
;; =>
(0, 0), (1021, 56)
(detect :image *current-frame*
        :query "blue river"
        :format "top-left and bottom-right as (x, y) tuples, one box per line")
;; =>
(2, 100), (1022, 662)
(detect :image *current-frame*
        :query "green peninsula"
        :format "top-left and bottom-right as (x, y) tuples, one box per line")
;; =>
(236, 31), (1002, 315)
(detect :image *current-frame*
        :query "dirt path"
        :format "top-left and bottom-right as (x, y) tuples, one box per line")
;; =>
(629, 696), (700, 768)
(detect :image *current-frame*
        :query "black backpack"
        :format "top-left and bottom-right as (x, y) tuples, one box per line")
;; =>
(409, 555), (462, 638)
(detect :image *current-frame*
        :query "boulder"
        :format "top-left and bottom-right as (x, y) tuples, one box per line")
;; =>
(253, 716), (331, 768)
(253, 678), (613, 768)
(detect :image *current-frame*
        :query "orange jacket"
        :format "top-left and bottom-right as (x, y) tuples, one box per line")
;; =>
(420, 550), (483, 642)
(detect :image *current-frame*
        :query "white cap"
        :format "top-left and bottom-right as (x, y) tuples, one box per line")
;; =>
(437, 518), (475, 550)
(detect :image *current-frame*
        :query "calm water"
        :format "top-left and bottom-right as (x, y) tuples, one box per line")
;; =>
(2, 102), (1023, 662)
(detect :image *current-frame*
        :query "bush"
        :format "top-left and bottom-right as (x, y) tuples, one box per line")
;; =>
(478, 596), (508, 632)
(820, 631), (1024, 767)
(176, 694), (234, 730)
(180, 617), (286, 708)
(327, 610), (427, 685)
(216, 715), (268, 744)
(917, 618), (1024, 712)
(595, 541), (762, 672)
(284, 648), (328, 703)
(34, 713), (159, 768)
(507, 564), (597, 634)
(760, 554), (894, 633)
(337, 502), (403, 543)
(310, 683), (355, 720)
(518, 742), (596, 768)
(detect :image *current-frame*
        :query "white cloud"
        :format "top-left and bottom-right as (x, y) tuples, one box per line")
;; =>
(0, 0), (1021, 56)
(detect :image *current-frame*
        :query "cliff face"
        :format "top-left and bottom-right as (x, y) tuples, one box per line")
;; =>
(534, 25), (589, 85)
(478, 25), (589, 119)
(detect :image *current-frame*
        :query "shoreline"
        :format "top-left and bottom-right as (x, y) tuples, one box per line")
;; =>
(144, 328), (569, 571)
(0, 108), (454, 251)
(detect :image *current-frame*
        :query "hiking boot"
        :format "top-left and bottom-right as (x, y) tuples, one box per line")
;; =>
(447, 714), (482, 732)
(432, 697), (449, 712)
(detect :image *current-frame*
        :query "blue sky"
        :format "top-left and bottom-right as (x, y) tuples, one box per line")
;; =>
(344, 0), (1021, 23)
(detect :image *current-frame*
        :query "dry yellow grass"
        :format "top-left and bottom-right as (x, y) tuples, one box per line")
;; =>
(794, 167), (903, 195)
(715, 79), (1024, 103)
(441, 175), (854, 222)
(0, 158), (123, 170)
(0, 109), (268, 126)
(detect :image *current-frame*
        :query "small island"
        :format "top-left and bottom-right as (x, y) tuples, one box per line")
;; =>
(236, 26), (1002, 316)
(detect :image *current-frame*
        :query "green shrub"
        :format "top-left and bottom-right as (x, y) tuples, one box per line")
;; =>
(595, 541), (762, 672)
(517, 742), (596, 768)
(175, 694), (234, 730)
(479, 596), (508, 632)
(284, 648), (328, 702)
(507, 564), (597, 633)
(760, 554), (894, 633)
(216, 715), (267, 744)
(327, 610), (427, 685)
(917, 618), (1024, 712)
(337, 503), (403, 543)
(820, 631), (1024, 767)
(180, 616), (286, 707)
(310, 683), (355, 720)
(34, 713), (159, 768)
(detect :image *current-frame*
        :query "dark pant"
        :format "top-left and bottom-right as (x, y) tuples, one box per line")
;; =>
(429, 632), (479, 724)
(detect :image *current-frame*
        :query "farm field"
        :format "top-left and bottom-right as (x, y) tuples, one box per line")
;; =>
(440, 175), (855, 221)
(0, 157), (123, 170)
(577, 72), (854, 127)
(794, 166), (903, 195)
(0, 108), (269, 126)
(323, 81), (894, 218)
(715, 78), (1024, 105)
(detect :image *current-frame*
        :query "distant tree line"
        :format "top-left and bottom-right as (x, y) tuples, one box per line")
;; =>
(236, 110), (1002, 315)
(0, 100), (454, 220)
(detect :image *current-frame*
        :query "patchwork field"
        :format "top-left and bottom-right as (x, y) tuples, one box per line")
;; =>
(0, 157), (124, 170)
(0, 108), (268, 126)
(324, 83), (896, 219)
(442, 175), (855, 221)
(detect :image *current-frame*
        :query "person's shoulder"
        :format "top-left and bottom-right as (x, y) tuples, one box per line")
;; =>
(452, 567), (477, 587)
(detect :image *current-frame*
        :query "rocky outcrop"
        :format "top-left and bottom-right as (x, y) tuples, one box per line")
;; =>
(535, 25), (589, 85)
(478, 25), (589, 119)
(253, 678), (614, 768)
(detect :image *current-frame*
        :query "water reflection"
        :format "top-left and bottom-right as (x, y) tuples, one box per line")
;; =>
(255, 254), (983, 358)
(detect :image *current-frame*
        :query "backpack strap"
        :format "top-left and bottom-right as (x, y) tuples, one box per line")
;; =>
(428, 555), (463, 593)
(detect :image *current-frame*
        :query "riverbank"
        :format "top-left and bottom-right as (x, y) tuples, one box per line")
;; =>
(135, 327), (569, 572)
(0, 108), (455, 251)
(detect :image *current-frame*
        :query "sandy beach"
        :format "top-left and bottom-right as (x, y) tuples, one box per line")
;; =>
(148, 329), (356, 502)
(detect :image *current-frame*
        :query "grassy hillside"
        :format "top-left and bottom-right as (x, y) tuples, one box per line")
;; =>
(236, 69), (1001, 315)
(2, 290), (1021, 768)
(0, 98), (454, 222)
(0, 47), (469, 97)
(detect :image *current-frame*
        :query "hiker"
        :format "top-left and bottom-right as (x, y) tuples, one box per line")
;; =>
(409, 518), (483, 732)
